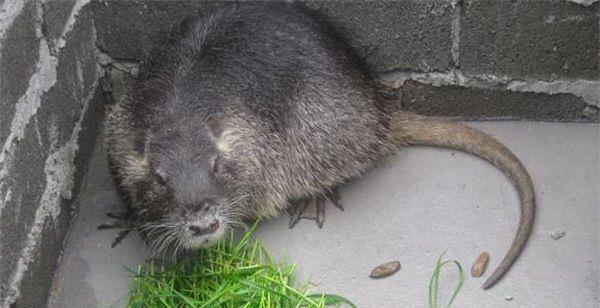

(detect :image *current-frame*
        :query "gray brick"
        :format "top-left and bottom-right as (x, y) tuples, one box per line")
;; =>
(461, 0), (600, 80)
(37, 7), (99, 148)
(42, 0), (76, 53)
(395, 81), (598, 122)
(92, 1), (455, 73)
(0, 112), (48, 304)
(0, 5), (100, 307)
(14, 211), (70, 308)
(0, 1), (39, 147)
(92, 0), (218, 60)
(303, 0), (455, 73)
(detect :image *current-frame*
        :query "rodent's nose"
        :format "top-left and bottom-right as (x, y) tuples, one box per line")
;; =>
(188, 220), (219, 236)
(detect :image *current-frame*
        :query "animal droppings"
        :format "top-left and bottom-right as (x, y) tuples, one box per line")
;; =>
(369, 261), (401, 279)
(471, 251), (490, 277)
(550, 230), (566, 240)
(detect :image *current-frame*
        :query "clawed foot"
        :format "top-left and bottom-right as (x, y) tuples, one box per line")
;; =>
(325, 188), (344, 211)
(288, 188), (343, 229)
(98, 210), (134, 248)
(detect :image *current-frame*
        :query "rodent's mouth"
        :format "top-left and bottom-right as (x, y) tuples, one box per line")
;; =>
(143, 202), (246, 258)
(142, 219), (228, 259)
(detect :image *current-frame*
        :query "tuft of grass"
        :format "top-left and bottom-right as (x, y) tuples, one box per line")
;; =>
(127, 223), (355, 308)
(428, 252), (465, 308)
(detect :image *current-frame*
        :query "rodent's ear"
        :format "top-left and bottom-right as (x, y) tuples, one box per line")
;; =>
(205, 113), (224, 139)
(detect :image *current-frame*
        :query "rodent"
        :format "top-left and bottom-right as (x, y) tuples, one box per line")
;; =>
(104, 2), (535, 290)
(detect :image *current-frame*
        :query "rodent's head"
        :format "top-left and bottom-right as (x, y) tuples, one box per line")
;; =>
(140, 109), (245, 256)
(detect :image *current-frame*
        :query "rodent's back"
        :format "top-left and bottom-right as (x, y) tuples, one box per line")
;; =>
(203, 3), (390, 215)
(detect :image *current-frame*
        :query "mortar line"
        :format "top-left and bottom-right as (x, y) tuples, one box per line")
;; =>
(0, 0), (56, 217)
(0, 0), (26, 51)
(378, 70), (600, 107)
(451, 0), (463, 70)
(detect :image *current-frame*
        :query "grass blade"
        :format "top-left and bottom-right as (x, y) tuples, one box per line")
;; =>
(428, 252), (465, 308)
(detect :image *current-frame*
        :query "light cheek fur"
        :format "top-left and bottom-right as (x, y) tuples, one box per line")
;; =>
(121, 155), (149, 186)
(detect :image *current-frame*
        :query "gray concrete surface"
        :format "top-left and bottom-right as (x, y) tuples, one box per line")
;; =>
(49, 122), (599, 308)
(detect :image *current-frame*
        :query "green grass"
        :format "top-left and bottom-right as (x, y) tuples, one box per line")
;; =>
(428, 252), (465, 308)
(126, 221), (466, 308)
(127, 223), (355, 308)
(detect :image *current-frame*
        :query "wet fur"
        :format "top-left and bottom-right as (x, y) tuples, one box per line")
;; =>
(105, 2), (534, 289)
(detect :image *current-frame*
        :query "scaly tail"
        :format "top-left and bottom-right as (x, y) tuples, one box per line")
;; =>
(389, 112), (535, 289)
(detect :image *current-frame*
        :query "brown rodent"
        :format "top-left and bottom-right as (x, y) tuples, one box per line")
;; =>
(104, 2), (534, 290)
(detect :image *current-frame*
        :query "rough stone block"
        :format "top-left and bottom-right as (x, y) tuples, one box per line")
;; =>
(92, 0), (454, 73)
(0, 4), (99, 308)
(303, 0), (454, 73)
(42, 0), (76, 53)
(0, 121), (47, 304)
(395, 81), (598, 122)
(92, 0), (218, 60)
(461, 0), (600, 80)
(0, 0), (39, 147)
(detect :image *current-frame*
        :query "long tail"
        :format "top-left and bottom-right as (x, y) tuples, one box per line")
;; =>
(389, 112), (535, 289)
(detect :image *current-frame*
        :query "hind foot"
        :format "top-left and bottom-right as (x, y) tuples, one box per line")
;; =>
(325, 187), (344, 211)
(288, 188), (343, 229)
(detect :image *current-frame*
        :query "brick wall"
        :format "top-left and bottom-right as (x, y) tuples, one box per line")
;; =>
(0, 1), (100, 307)
(93, 0), (600, 121)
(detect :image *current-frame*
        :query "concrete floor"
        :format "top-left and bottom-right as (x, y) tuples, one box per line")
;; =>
(48, 122), (599, 308)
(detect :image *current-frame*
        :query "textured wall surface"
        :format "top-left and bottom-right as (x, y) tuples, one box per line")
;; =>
(0, 0), (598, 307)
(0, 0), (101, 307)
(93, 0), (599, 121)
